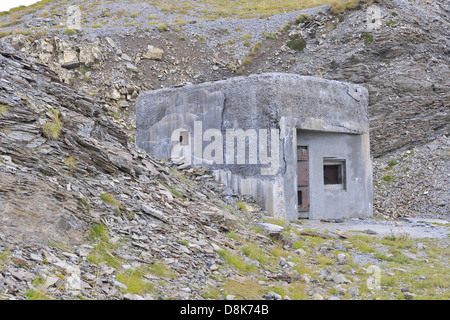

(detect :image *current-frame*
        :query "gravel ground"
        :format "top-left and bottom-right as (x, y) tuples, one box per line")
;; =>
(373, 134), (449, 221)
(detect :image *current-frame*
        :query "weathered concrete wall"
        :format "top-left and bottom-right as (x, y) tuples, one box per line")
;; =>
(136, 73), (371, 220)
(297, 130), (373, 219)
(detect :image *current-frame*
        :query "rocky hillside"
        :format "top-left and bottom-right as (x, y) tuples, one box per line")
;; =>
(0, 0), (448, 301)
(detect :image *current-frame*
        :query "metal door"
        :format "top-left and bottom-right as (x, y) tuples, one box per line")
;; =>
(297, 146), (309, 217)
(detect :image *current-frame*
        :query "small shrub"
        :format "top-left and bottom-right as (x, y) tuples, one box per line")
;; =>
(236, 202), (248, 211)
(294, 14), (309, 24)
(362, 32), (373, 44)
(286, 34), (306, 51)
(280, 23), (291, 33)
(100, 193), (120, 208)
(79, 198), (90, 211)
(88, 223), (109, 242)
(64, 28), (77, 36)
(330, 60), (338, 70)
(158, 24), (167, 31)
(226, 231), (241, 241)
(42, 122), (61, 140)
(252, 41), (261, 51)
(386, 19), (396, 27)
(382, 174), (394, 182)
(64, 156), (76, 171)
(388, 159), (398, 167)
(242, 57), (252, 66)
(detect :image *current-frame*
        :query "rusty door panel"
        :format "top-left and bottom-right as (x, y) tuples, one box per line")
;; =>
(298, 187), (310, 212)
(297, 161), (309, 186)
(297, 146), (310, 215)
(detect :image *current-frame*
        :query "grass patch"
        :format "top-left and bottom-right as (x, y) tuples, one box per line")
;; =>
(386, 19), (396, 27)
(236, 202), (248, 212)
(241, 57), (252, 66)
(0, 104), (9, 115)
(280, 22), (291, 33)
(348, 235), (377, 253)
(79, 198), (90, 211)
(329, 0), (361, 15)
(294, 14), (310, 24)
(164, 184), (185, 199)
(362, 32), (374, 44)
(0, 31), (12, 38)
(262, 31), (277, 39)
(387, 159), (398, 167)
(64, 28), (77, 36)
(226, 231), (242, 241)
(268, 246), (290, 258)
(158, 23), (168, 31)
(64, 156), (76, 171)
(25, 289), (50, 300)
(148, 262), (177, 278)
(375, 252), (410, 265)
(0, 249), (10, 271)
(116, 267), (154, 295)
(42, 122), (62, 140)
(267, 281), (307, 300)
(381, 234), (413, 249)
(381, 174), (394, 182)
(42, 108), (63, 140)
(263, 218), (286, 227)
(87, 223), (121, 268)
(293, 240), (306, 250)
(223, 279), (263, 300)
(218, 249), (257, 273)
(293, 262), (313, 277)
(100, 193), (120, 208)
(241, 244), (269, 264)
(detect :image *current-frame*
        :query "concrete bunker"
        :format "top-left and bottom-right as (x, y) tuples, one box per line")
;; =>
(136, 73), (373, 220)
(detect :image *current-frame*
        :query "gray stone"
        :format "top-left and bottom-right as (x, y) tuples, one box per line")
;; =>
(312, 293), (323, 300)
(337, 253), (348, 264)
(126, 62), (139, 72)
(265, 291), (282, 300)
(143, 47), (164, 60)
(348, 286), (359, 297)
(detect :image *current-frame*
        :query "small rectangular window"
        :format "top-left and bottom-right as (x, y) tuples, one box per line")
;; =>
(179, 131), (189, 146)
(323, 159), (346, 190)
